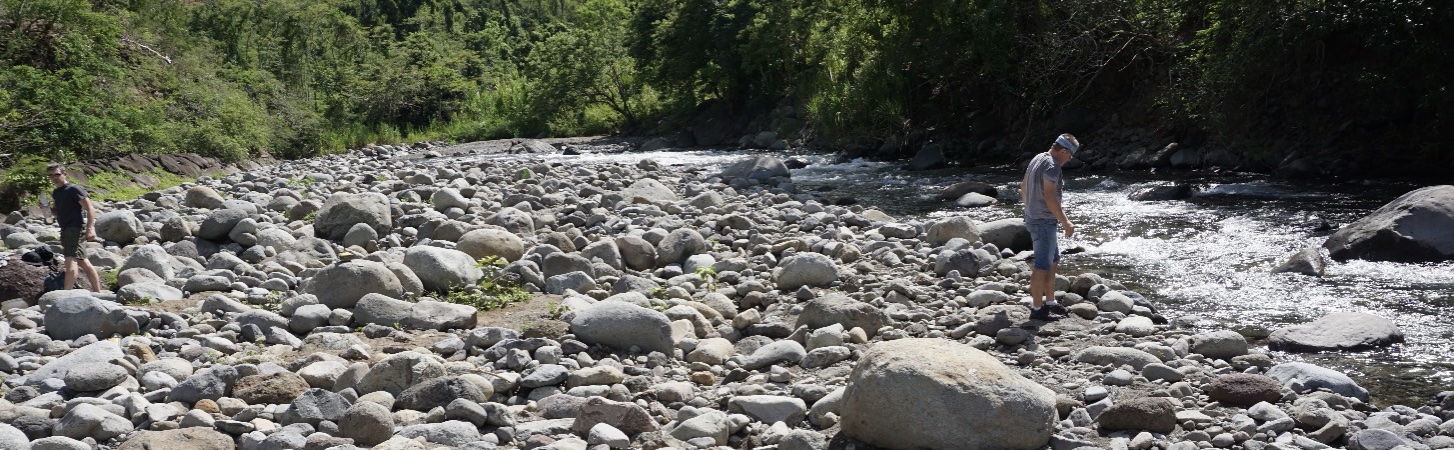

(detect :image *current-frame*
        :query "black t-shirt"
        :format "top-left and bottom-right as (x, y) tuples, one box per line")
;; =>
(52, 183), (88, 229)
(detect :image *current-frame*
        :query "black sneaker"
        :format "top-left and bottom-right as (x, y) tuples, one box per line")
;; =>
(1046, 303), (1069, 316)
(1029, 306), (1051, 321)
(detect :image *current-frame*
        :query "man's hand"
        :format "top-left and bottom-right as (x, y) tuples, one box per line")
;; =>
(85, 229), (96, 241)
(1062, 220), (1075, 238)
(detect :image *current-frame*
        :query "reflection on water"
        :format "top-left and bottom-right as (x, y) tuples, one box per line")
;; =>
(455, 148), (1454, 406)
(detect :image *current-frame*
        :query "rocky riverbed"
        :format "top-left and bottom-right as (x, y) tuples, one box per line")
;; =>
(0, 139), (1451, 450)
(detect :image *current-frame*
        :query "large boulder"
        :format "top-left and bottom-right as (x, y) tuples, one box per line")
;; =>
(933, 246), (995, 277)
(621, 179), (678, 203)
(355, 351), (446, 397)
(1097, 396), (1178, 433)
(925, 217), (980, 246)
(841, 339), (1055, 450)
(567, 302), (674, 354)
(978, 218), (1032, 252)
(302, 260), (404, 309)
(1323, 185), (1454, 262)
(906, 144), (946, 171)
(0, 254), (46, 302)
(197, 208), (248, 241)
(1267, 312), (1404, 352)
(720, 156), (790, 181)
(772, 252), (839, 290)
(95, 210), (143, 244)
(314, 193), (391, 241)
(1206, 373), (1283, 406)
(456, 228), (525, 262)
(403, 246), (484, 293)
(937, 181), (998, 201)
(184, 186), (226, 209)
(24, 341), (123, 385)
(396, 376), (490, 412)
(1272, 248), (1328, 276)
(43, 296), (139, 340)
(1189, 330), (1249, 360)
(1265, 362), (1369, 402)
(1073, 346), (1161, 370)
(795, 294), (888, 335)
(120, 245), (175, 280)
(656, 229), (708, 267)
(118, 428), (236, 450)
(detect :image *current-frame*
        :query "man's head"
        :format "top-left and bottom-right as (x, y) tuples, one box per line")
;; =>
(1050, 133), (1080, 164)
(46, 163), (68, 187)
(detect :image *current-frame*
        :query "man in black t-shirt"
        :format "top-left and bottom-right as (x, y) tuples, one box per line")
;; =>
(48, 164), (102, 292)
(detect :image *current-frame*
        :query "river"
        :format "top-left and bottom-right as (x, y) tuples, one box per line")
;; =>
(457, 147), (1454, 407)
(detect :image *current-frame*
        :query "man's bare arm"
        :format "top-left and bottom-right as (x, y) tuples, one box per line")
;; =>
(80, 197), (97, 239)
(1042, 179), (1074, 238)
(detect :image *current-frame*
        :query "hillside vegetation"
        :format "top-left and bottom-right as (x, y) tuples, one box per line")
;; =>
(3, 0), (1449, 175)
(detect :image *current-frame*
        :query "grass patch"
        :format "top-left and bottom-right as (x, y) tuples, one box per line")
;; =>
(85, 169), (192, 202)
(100, 268), (120, 292)
(440, 256), (530, 311)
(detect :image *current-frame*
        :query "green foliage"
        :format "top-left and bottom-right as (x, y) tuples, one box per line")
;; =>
(546, 301), (568, 319)
(85, 169), (191, 202)
(694, 266), (717, 291)
(442, 255), (530, 311)
(99, 268), (120, 292)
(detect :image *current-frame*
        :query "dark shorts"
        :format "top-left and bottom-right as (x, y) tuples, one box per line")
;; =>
(1027, 218), (1061, 270)
(60, 227), (88, 259)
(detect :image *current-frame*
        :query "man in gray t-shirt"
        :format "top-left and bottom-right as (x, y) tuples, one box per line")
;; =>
(1021, 134), (1080, 320)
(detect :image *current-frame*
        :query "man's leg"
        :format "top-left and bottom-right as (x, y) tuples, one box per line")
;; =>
(78, 258), (102, 292)
(64, 257), (79, 290)
(1029, 268), (1046, 308)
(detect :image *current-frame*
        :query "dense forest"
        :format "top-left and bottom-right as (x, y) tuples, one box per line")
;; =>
(2, 0), (1451, 187)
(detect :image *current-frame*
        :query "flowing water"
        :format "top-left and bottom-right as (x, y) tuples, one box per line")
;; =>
(460, 148), (1454, 407)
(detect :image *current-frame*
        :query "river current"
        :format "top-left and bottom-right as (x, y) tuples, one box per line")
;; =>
(457, 147), (1454, 407)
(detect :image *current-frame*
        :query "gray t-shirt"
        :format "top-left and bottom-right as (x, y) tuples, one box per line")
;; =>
(1023, 152), (1063, 221)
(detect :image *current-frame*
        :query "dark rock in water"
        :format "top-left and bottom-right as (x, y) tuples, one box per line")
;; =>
(1060, 246), (1086, 255)
(784, 158), (809, 170)
(1323, 185), (1454, 262)
(833, 197), (858, 206)
(1272, 248), (1326, 277)
(561, 146), (581, 155)
(1128, 182), (1197, 201)
(938, 182), (998, 201)
(907, 143), (947, 171)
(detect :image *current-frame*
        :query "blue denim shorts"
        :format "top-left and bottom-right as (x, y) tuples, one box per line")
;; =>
(1027, 218), (1060, 270)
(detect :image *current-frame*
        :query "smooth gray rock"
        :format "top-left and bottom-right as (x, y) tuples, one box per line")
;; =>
(355, 351), (445, 396)
(403, 246), (483, 293)
(55, 404), (131, 441)
(95, 210), (143, 244)
(1073, 346), (1160, 370)
(43, 296), (138, 340)
(314, 193), (391, 241)
(1267, 312), (1404, 352)
(397, 376), (490, 412)
(398, 420), (484, 447)
(120, 245), (175, 280)
(1273, 248), (1328, 276)
(620, 178), (678, 203)
(338, 401), (394, 446)
(728, 395), (807, 425)
(720, 156), (790, 180)
(407, 300), (477, 331)
(566, 301), (673, 354)
(978, 218), (1032, 252)
(1190, 330), (1250, 359)
(841, 339), (1056, 450)
(926, 217), (980, 245)
(302, 260), (405, 309)
(166, 366), (239, 404)
(1324, 185), (1454, 262)
(795, 294), (888, 336)
(118, 282), (183, 303)
(63, 363), (127, 392)
(284, 388), (351, 424)
(457, 228), (525, 262)
(0, 423), (29, 450)
(197, 208), (248, 241)
(655, 228), (707, 267)
(354, 293), (415, 328)
(740, 340), (806, 370)
(773, 252), (839, 290)
(1265, 362), (1370, 402)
